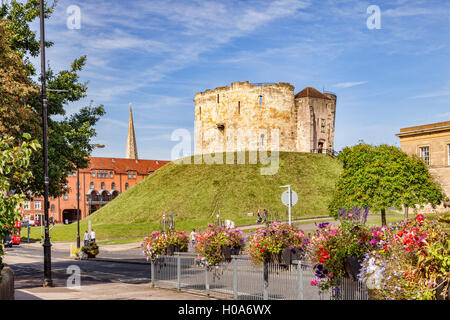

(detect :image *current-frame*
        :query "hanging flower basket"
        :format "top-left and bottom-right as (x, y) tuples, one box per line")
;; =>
(166, 244), (176, 256)
(344, 255), (362, 281)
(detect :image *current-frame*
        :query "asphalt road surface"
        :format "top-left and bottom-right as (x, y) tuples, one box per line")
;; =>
(3, 245), (152, 290)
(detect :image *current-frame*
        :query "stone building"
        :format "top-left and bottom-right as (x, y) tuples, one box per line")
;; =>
(194, 81), (336, 155)
(396, 120), (450, 210)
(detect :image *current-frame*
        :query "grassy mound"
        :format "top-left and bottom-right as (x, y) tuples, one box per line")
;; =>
(27, 152), (342, 242)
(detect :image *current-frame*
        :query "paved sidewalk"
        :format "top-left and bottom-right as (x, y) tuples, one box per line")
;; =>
(14, 283), (213, 300)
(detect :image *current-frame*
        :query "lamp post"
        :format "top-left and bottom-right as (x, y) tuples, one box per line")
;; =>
(39, 0), (52, 287)
(77, 144), (104, 249)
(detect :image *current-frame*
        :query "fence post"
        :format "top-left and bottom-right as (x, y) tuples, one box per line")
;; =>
(233, 256), (238, 300)
(263, 262), (269, 300)
(297, 260), (303, 300)
(205, 265), (210, 296)
(177, 253), (181, 291)
(151, 259), (155, 288)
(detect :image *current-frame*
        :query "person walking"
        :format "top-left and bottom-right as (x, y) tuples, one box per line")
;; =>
(190, 229), (197, 248)
(256, 209), (262, 223)
(83, 231), (90, 246)
(90, 229), (96, 243)
(263, 209), (268, 223)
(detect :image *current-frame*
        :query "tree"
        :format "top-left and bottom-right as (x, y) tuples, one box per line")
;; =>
(328, 144), (445, 225)
(0, 134), (41, 277)
(0, 1), (106, 198)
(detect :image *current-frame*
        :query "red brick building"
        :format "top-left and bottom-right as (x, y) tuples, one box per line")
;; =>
(20, 105), (170, 224)
(21, 157), (169, 224)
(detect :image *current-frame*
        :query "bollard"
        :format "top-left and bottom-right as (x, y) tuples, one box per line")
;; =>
(69, 244), (73, 257)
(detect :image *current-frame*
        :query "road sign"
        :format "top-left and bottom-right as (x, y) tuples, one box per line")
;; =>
(281, 189), (298, 207)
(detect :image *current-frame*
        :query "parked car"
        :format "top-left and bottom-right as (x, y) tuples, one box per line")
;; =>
(28, 220), (40, 227)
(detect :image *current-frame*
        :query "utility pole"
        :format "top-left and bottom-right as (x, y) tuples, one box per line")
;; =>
(39, 0), (52, 287)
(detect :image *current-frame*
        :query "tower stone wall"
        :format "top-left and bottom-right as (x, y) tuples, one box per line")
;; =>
(194, 81), (336, 155)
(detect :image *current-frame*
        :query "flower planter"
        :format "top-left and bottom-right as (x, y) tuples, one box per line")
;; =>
(166, 244), (176, 256)
(281, 247), (292, 265)
(222, 245), (232, 260)
(291, 248), (302, 261)
(344, 255), (362, 281)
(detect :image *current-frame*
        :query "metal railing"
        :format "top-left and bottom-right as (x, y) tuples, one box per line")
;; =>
(149, 253), (368, 300)
(310, 148), (338, 157)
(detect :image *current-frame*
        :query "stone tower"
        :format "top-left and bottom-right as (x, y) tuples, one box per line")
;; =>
(194, 81), (336, 155)
(126, 103), (138, 159)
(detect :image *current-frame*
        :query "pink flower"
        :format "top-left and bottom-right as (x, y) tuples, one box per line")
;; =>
(310, 279), (319, 286)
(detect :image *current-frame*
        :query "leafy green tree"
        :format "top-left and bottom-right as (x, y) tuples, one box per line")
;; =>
(329, 144), (445, 225)
(0, 134), (41, 277)
(0, 1), (106, 198)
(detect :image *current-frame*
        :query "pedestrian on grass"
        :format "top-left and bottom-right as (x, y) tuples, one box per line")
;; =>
(263, 209), (268, 223)
(256, 209), (262, 223)
(90, 229), (96, 243)
(83, 231), (90, 246)
(190, 229), (197, 248)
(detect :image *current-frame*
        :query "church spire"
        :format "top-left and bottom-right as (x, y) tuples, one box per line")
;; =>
(126, 103), (138, 159)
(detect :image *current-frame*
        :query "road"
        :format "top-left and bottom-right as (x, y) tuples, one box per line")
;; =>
(2, 245), (210, 300)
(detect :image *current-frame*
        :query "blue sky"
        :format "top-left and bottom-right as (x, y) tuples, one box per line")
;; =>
(32, 0), (450, 160)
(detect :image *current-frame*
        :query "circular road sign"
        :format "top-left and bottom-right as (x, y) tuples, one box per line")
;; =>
(281, 189), (298, 207)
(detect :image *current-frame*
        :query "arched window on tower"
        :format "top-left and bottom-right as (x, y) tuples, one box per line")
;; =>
(125, 183), (129, 190)
(238, 101), (240, 114)
(259, 95), (263, 105)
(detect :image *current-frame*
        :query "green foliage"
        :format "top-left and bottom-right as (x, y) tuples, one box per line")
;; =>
(329, 143), (445, 224)
(0, 1), (106, 198)
(0, 134), (40, 275)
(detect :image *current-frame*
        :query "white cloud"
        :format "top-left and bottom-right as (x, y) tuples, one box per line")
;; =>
(333, 81), (368, 88)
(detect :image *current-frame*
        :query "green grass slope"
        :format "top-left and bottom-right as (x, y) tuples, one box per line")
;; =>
(26, 152), (342, 242)
(89, 151), (342, 225)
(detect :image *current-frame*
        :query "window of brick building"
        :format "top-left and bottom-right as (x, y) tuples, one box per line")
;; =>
(24, 201), (30, 210)
(125, 183), (129, 190)
(101, 182), (105, 190)
(34, 200), (41, 210)
(90, 182), (94, 189)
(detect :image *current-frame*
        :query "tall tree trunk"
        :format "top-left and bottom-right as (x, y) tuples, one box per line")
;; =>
(381, 208), (387, 226)
(404, 205), (409, 221)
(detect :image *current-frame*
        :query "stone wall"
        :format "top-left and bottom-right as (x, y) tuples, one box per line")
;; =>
(194, 81), (336, 155)
(397, 122), (450, 213)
